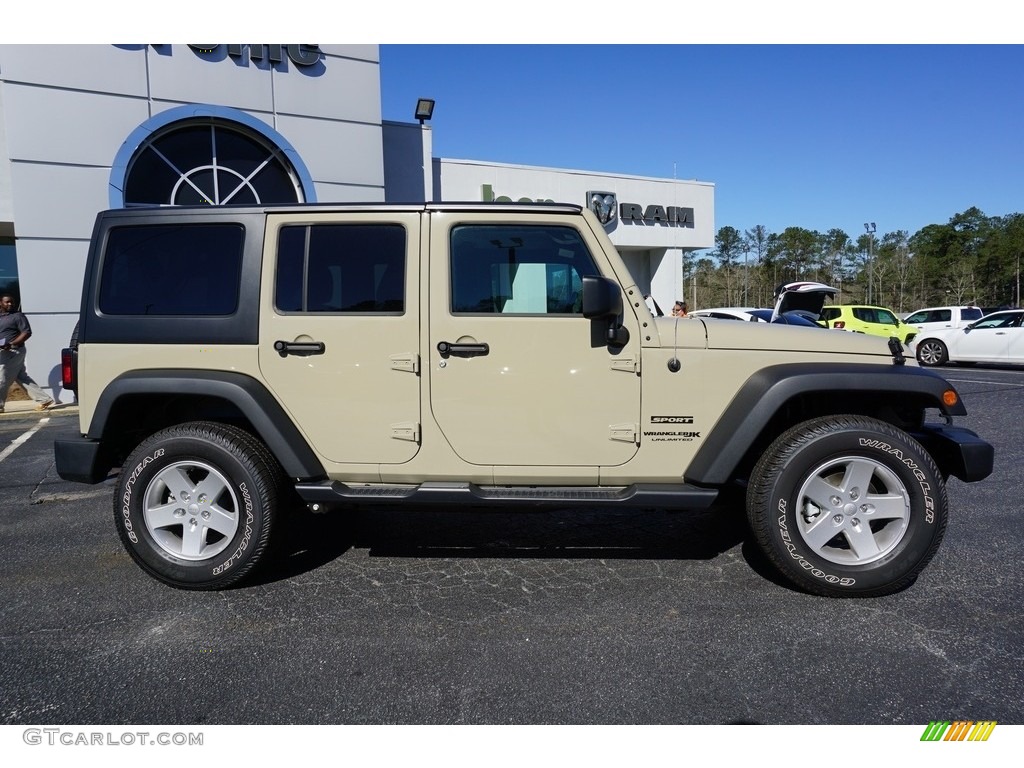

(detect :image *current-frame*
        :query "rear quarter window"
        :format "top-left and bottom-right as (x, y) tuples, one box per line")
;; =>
(98, 223), (245, 316)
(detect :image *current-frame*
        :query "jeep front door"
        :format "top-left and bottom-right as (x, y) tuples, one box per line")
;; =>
(427, 215), (641, 469)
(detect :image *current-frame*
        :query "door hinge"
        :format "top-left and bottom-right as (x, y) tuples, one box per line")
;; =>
(390, 353), (420, 374)
(609, 423), (639, 444)
(610, 356), (640, 374)
(390, 422), (421, 442)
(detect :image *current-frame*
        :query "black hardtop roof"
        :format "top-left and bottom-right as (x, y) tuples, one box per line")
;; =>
(98, 201), (585, 219)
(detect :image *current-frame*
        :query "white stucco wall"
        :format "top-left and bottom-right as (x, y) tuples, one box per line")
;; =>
(0, 44), (385, 401)
(0, 83), (13, 236)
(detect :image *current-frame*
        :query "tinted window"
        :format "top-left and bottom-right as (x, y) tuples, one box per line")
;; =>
(974, 312), (1023, 329)
(98, 224), (244, 315)
(934, 309), (952, 322)
(905, 311), (926, 324)
(853, 307), (897, 324)
(275, 224), (405, 313)
(875, 309), (899, 324)
(0, 239), (18, 300)
(962, 307), (984, 322)
(450, 225), (598, 314)
(820, 307), (839, 321)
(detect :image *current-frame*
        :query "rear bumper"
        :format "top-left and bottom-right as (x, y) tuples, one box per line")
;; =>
(913, 424), (994, 483)
(54, 438), (115, 484)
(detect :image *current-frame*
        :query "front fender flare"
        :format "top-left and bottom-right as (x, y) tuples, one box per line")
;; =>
(684, 363), (967, 486)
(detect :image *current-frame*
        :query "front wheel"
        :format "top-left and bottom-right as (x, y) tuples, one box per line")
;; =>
(916, 338), (948, 366)
(114, 422), (286, 589)
(747, 416), (948, 597)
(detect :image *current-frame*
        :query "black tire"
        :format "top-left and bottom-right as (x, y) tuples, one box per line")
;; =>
(747, 415), (948, 597)
(916, 338), (948, 366)
(114, 421), (286, 590)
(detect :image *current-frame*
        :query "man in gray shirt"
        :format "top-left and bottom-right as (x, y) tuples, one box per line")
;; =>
(0, 294), (54, 413)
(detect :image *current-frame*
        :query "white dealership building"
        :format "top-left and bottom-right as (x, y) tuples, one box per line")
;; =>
(0, 44), (714, 403)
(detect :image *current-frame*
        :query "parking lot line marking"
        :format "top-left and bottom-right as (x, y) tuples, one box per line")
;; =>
(944, 378), (1024, 387)
(0, 417), (49, 464)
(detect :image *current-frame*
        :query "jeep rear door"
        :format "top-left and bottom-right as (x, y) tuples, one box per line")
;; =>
(426, 212), (641, 470)
(258, 212), (421, 466)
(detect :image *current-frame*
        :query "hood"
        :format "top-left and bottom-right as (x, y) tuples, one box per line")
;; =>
(684, 314), (898, 358)
(771, 281), (837, 322)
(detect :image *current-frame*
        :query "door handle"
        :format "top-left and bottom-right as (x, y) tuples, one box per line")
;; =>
(274, 340), (326, 357)
(437, 341), (489, 358)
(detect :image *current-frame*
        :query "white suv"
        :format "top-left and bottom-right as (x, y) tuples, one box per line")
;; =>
(904, 305), (984, 333)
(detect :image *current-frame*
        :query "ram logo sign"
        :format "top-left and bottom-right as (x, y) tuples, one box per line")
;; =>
(587, 192), (617, 225)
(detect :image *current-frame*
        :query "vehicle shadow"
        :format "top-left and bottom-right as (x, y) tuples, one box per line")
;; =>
(256, 498), (757, 586)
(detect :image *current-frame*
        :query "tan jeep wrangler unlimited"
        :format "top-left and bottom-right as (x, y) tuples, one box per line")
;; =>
(55, 202), (993, 596)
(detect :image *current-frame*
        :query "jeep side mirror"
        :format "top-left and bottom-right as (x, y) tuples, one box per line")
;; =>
(582, 275), (629, 346)
(581, 275), (622, 319)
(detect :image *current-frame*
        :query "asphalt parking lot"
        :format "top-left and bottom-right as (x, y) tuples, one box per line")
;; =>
(1, 368), (1022, 727)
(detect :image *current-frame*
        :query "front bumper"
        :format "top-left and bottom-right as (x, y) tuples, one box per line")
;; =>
(912, 424), (994, 483)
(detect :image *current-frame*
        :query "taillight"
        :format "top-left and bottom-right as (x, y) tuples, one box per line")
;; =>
(61, 347), (77, 392)
(833, 321), (846, 329)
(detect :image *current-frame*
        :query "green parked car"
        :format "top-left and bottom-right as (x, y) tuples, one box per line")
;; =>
(819, 304), (917, 344)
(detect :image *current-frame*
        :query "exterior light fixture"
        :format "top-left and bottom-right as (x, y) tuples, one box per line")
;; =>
(414, 98), (435, 124)
(864, 222), (877, 303)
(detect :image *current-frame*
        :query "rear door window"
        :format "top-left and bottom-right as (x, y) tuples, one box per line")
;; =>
(274, 224), (406, 313)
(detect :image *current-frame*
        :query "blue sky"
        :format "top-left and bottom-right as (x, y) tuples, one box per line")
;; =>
(11, 6), (1017, 242)
(380, 44), (1024, 242)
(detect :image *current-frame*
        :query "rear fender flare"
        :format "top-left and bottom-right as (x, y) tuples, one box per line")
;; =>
(88, 370), (325, 481)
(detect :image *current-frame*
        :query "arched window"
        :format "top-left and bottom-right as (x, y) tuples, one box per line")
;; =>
(112, 105), (315, 208)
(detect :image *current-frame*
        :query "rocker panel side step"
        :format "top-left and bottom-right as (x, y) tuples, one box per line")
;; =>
(294, 481), (719, 509)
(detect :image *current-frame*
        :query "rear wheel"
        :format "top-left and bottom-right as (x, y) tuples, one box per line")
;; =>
(747, 416), (948, 597)
(114, 421), (286, 589)
(916, 339), (948, 366)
